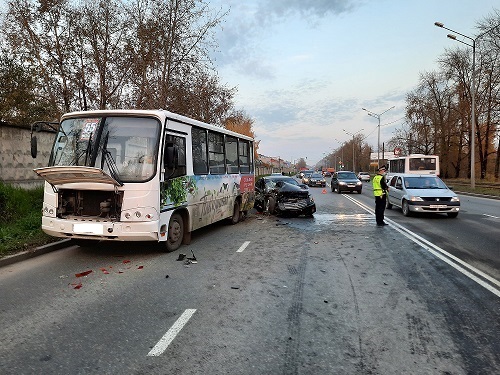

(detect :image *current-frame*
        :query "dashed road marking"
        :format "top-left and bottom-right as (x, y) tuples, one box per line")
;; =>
(236, 241), (251, 253)
(147, 309), (197, 356)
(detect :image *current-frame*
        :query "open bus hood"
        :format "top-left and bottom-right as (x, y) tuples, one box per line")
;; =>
(33, 166), (121, 187)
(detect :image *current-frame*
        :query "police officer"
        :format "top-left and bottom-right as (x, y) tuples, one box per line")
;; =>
(372, 165), (389, 226)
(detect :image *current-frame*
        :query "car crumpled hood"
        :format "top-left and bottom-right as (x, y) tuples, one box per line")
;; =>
(275, 182), (309, 196)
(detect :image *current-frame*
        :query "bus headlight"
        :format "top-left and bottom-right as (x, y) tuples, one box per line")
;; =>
(43, 204), (56, 217)
(122, 208), (157, 221)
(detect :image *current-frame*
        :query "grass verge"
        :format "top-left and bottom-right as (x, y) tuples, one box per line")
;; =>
(442, 179), (500, 197)
(0, 183), (55, 258)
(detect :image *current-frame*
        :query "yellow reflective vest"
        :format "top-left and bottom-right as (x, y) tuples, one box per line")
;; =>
(372, 174), (384, 197)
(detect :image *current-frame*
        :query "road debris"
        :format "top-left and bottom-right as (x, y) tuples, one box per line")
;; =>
(75, 270), (92, 278)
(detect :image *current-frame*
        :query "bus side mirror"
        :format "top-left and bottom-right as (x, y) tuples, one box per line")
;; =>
(164, 142), (178, 170)
(31, 136), (38, 158)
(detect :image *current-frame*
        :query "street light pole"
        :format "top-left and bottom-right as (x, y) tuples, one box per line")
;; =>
(434, 22), (500, 189)
(334, 139), (344, 170)
(343, 129), (364, 173)
(362, 106), (394, 168)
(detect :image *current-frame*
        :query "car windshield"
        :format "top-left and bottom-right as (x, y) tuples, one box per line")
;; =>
(337, 172), (357, 179)
(265, 178), (299, 188)
(311, 173), (323, 178)
(404, 177), (447, 189)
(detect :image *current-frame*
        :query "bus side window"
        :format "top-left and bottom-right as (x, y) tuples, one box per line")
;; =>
(165, 135), (186, 178)
(239, 140), (250, 173)
(208, 131), (225, 174)
(225, 135), (239, 174)
(192, 128), (208, 175)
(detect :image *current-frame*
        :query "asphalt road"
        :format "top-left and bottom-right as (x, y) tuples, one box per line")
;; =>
(352, 180), (500, 281)
(0, 185), (499, 374)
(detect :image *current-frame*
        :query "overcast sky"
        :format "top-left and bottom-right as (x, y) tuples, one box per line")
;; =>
(207, 0), (499, 166)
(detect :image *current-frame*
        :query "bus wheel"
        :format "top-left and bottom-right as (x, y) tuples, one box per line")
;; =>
(166, 213), (184, 252)
(229, 200), (241, 225)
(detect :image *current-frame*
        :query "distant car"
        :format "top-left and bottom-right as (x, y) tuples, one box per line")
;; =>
(254, 175), (315, 216)
(301, 170), (314, 185)
(307, 172), (326, 187)
(331, 171), (363, 194)
(357, 172), (371, 182)
(386, 174), (460, 218)
(323, 171), (332, 178)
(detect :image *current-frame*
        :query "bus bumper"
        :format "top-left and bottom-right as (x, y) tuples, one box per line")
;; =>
(41, 216), (160, 242)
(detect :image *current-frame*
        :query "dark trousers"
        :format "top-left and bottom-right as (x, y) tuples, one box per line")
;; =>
(375, 195), (386, 224)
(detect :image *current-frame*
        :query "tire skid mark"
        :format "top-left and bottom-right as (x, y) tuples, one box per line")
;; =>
(334, 247), (366, 372)
(283, 244), (308, 375)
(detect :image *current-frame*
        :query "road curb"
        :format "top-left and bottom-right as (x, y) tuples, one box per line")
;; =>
(0, 239), (72, 268)
(455, 191), (500, 200)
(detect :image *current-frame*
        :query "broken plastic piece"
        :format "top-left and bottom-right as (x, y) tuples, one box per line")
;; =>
(177, 253), (186, 261)
(75, 270), (92, 278)
(137, 265), (144, 269)
(187, 249), (197, 261)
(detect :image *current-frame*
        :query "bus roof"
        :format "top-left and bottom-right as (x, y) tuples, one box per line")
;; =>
(60, 109), (254, 141)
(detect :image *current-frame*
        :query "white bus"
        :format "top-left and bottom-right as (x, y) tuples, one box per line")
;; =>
(31, 109), (255, 252)
(387, 154), (440, 176)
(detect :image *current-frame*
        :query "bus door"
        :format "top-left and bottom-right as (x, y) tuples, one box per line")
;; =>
(160, 133), (188, 210)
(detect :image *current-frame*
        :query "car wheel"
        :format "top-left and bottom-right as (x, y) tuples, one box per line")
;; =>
(337, 187), (342, 194)
(358, 189), (362, 194)
(386, 199), (393, 210)
(165, 213), (184, 252)
(268, 197), (276, 214)
(447, 212), (458, 218)
(254, 200), (264, 213)
(402, 200), (411, 217)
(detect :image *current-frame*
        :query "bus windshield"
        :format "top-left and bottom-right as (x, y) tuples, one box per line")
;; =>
(49, 116), (161, 182)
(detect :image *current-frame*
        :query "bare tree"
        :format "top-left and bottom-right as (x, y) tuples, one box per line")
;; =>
(2, 0), (236, 121)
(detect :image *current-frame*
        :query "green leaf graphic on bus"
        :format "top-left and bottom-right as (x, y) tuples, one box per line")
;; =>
(161, 176), (198, 207)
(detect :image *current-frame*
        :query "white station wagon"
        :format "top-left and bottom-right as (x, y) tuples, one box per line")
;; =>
(386, 174), (460, 218)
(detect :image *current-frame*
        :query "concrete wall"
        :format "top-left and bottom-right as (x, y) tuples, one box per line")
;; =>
(0, 125), (54, 189)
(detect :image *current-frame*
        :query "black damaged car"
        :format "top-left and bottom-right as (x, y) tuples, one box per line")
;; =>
(254, 175), (316, 216)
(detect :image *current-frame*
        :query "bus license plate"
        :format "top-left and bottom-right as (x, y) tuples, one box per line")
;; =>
(74, 223), (104, 235)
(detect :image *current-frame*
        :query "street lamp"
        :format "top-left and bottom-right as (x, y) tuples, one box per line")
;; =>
(434, 21), (500, 189)
(334, 138), (344, 170)
(362, 106), (394, 168)
(343, 129), (364, 173)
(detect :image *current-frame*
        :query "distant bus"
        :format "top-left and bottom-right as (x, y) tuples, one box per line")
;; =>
(387, 154), (439, 176)
(31, 109), (255, 252)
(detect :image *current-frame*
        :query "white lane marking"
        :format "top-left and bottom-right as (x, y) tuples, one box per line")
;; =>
(147, 309), (197, 357)
(237, 241), (251, 253)
(483, 214), (500, 219)
(343, 195), (500, 297)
